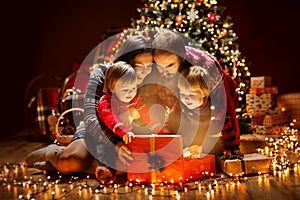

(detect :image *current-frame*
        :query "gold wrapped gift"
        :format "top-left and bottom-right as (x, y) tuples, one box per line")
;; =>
(218, 153), (271, 176)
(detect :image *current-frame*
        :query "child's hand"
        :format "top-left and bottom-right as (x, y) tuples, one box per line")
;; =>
(123, 132), (135, 144)
(119, 111), (133, 129)
(129, 107), (140, 120)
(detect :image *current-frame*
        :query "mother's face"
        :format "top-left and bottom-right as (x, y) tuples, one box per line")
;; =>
(133, 52), (153, 85)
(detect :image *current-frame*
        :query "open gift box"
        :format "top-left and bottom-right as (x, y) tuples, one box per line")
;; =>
(127, 135), (216, 183)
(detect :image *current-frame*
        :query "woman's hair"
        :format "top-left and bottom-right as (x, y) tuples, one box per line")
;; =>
(178, 66), (210, 97)
(103, 61), (137, 93)
(152, 29), (186, 59)
(113, 35), (152, 65)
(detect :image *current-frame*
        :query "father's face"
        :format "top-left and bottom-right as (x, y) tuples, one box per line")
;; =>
(154, 52), (182, 78)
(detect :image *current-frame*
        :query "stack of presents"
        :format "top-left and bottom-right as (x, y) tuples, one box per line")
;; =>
(246, 76), (291, 134)
(126, 135), (272, 183)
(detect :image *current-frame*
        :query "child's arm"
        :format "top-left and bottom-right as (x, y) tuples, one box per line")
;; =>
(97, 98), (130, 138)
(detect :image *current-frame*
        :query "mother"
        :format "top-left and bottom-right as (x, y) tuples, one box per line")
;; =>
(24, 33), (154, 181)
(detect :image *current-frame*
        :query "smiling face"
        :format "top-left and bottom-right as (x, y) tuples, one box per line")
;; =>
(133, 52), (153, 85)
(179, 88), (205, 110)
(177, 66), (210, 110)
(112, 80), (137, 103)
(153, 51), (182, 78)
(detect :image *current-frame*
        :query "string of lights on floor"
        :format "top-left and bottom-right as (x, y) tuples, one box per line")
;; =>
(1, 125), (299, 199)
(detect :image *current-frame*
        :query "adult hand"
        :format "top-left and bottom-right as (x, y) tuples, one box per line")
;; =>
(115, 141), (133, 166)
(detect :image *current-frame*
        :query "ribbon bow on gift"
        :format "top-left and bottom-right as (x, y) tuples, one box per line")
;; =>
(147, 153), (165, 172)
(220, 149), (244, 160)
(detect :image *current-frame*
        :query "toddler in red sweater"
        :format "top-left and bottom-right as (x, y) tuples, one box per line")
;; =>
(97, 61), (165, 144)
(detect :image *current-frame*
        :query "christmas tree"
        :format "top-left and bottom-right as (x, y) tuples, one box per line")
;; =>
(98, 0), (251, 133)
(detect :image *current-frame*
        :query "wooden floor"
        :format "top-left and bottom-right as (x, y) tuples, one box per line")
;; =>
(1, 128), (300, 200)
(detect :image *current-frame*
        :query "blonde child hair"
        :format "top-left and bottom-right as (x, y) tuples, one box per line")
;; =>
(103, 61), (137, 94)
(178, 66), (210, 98)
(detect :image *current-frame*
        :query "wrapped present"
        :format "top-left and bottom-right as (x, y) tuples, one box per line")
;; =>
(218, 153), (271, 175)
(268, 107), (282, 115)
(183, 155), (216, 181)
(250, 109), (268, 116)
(250, 107), (282, 116)
(250, 76), (272, 88)
(249, 87), (278, 95)
(251, 115), (265, 125)
(263, 114), (290, 126)
(246, 93), (276, 111)
(127, 135), (216, 183)
(250, 124), (288, 135)
(127, 135), (184, 183)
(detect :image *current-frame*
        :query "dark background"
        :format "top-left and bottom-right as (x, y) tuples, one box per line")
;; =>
(1, 0), (299, 136)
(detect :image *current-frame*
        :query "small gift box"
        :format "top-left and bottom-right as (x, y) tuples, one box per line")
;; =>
(267, 107), (282, 115)
(263, 114), (290, 126)
(250, 109), (268, 116)
(250, 76), (272, 88)
(250, 124), (288, 135)
(250, 107), (282, 116)
(249, 87), (278, 95)
(251, 115), (265, 125)
(218, 153), (272, 176)
(127, 135), (216, 183)
(246, 93), (275, 110)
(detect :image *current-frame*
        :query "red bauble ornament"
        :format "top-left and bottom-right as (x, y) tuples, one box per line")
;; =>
(207, 12), (217, 23)
(175, 14), (183, 25)
(144, 3), (149, 8)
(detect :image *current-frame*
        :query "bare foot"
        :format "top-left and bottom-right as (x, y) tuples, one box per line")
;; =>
(95, 166), (116, 183)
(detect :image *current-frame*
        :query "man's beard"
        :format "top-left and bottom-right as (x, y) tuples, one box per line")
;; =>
(162, 73), (178, 90)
